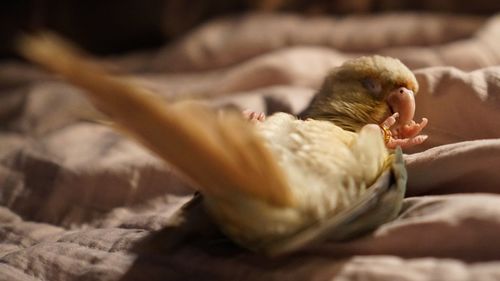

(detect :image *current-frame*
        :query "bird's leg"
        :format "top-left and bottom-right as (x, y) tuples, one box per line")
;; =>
(380, 113), (428, 149)
(242, 109), (266, 123)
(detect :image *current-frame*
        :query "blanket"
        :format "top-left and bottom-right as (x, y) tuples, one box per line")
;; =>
(1, 12), (500, 281)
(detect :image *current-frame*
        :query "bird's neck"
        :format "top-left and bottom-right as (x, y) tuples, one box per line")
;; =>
(301, 99), (380, 132)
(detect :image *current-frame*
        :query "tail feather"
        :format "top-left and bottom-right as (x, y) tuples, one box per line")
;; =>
(18, 33), (293, 207)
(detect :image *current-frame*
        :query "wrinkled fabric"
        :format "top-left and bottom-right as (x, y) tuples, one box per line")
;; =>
(2, 12), (500, 281)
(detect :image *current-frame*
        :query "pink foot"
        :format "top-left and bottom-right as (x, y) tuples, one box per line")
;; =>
(242, 109), (266, 123)
(380, 113), (428, 149)
(397, 118), (428, 139)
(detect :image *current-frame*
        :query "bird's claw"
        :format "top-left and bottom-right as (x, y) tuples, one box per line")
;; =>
(243, 109), (266, 123)
(398, 118), (428, 139)
(379, 113), (428, 149)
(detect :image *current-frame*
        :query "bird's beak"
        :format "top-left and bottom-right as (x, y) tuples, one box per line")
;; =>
(386, 87), (415, 129)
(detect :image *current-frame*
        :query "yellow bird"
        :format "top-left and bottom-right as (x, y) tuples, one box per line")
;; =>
(18, 34), (426, 255)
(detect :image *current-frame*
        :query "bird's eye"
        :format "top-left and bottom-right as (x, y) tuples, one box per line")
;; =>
(362, 78), (382, 95)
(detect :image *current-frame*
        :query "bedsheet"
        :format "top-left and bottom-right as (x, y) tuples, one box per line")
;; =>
(1, 12), (500, 281)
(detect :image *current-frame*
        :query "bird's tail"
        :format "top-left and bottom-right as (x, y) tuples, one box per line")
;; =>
(18, 33), (294, 208)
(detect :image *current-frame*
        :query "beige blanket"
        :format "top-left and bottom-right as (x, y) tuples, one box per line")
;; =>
(2, 12), (500, 281)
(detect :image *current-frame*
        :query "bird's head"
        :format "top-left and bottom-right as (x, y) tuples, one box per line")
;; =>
(301, 55), (418, 132)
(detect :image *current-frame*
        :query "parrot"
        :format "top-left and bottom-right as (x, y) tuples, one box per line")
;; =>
(18, 33), (427, 255)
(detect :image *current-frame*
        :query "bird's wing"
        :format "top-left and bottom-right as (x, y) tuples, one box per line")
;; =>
(18, 33), (294, 208)
(262, 147), (405, 256)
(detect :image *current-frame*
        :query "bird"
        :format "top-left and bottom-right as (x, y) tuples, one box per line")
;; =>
(18, 34), (426, 255)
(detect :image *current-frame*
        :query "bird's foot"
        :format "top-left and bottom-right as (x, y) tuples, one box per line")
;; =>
(380, 113), (428, 149)
(397, 118), (428, 139)
(242, 109), (266, 123)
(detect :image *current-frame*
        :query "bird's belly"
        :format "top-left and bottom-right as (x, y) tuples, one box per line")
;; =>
(257, 113), (367, 219)
(209, 113), (387, 249)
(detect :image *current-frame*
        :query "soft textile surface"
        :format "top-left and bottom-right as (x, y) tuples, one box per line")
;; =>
(1, 12), (500, 281)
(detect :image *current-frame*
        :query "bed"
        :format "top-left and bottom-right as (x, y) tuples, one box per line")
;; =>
(1, 12), (500, 281)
